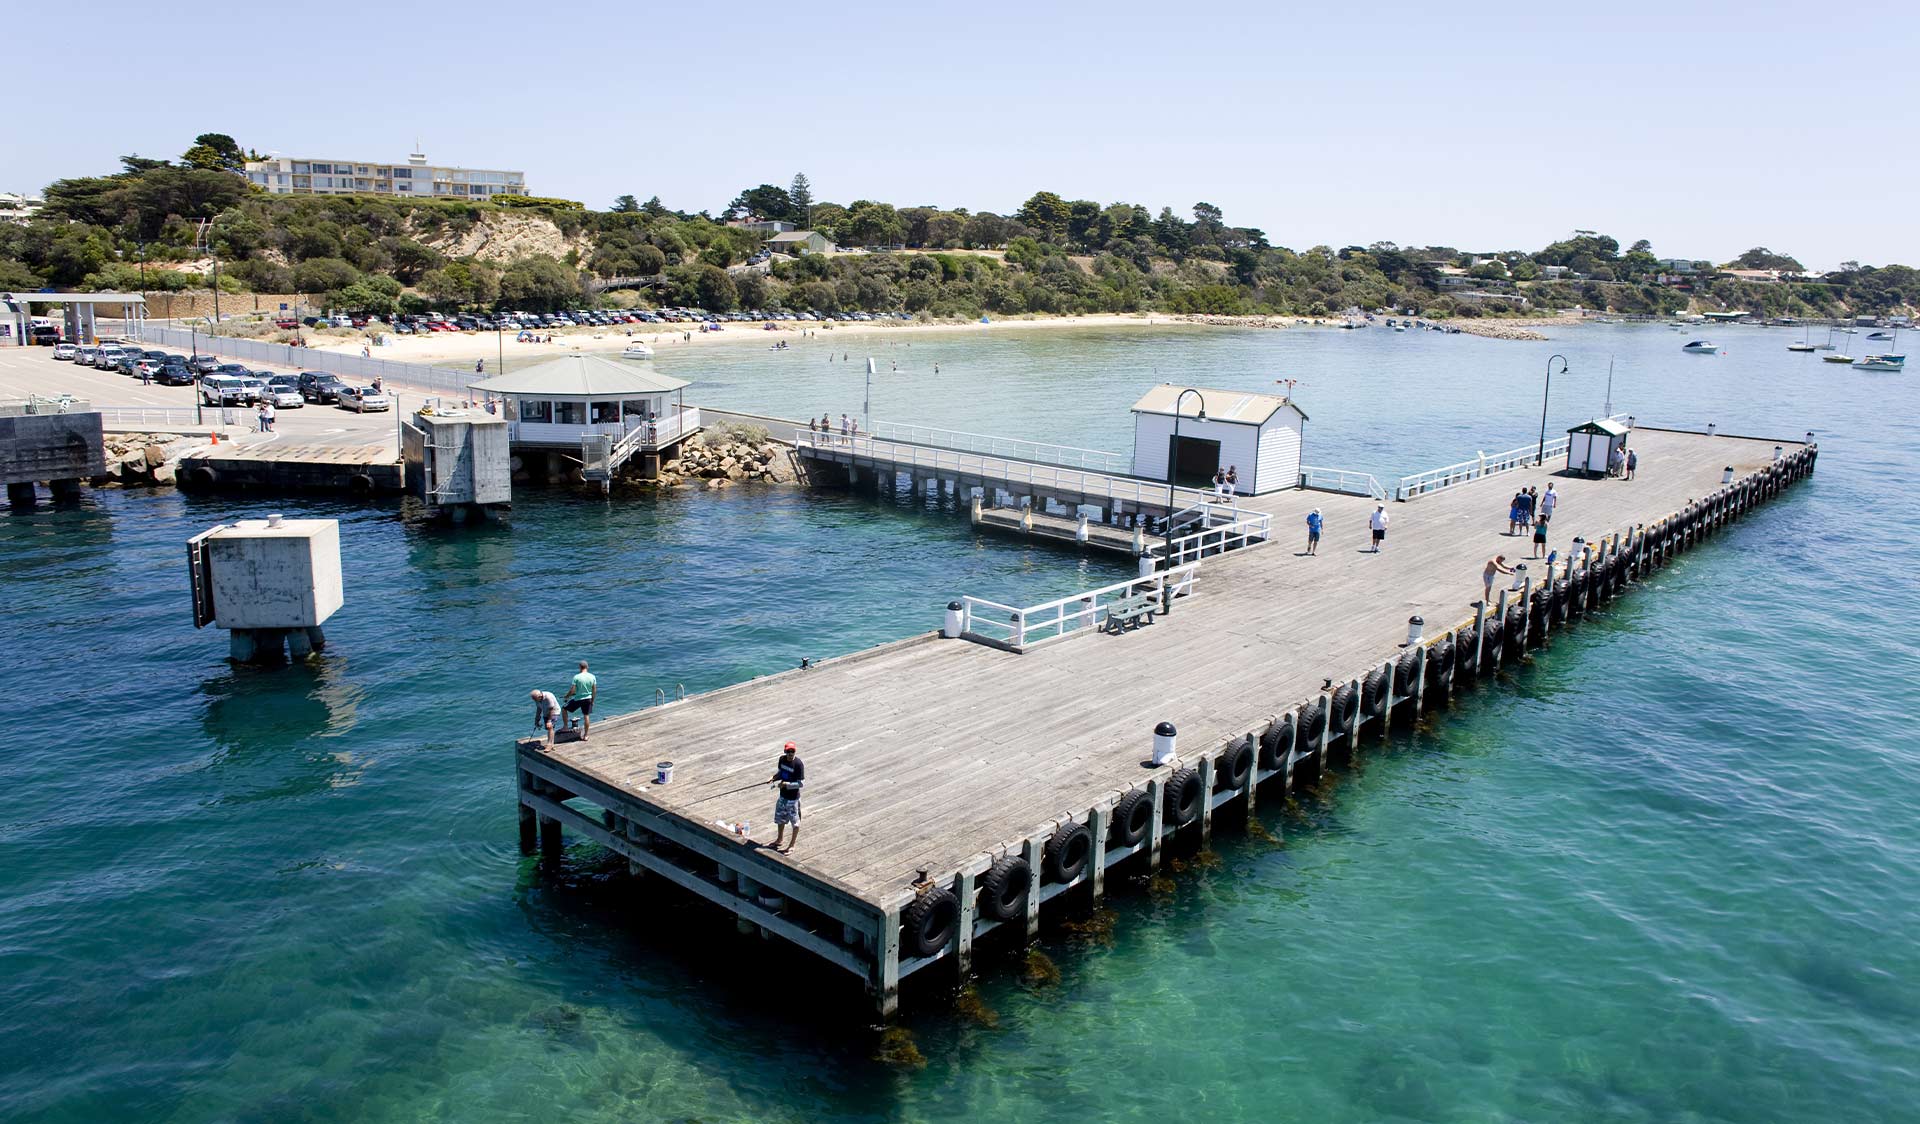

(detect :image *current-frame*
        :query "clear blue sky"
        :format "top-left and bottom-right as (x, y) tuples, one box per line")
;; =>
(16, 0), (1916, 267)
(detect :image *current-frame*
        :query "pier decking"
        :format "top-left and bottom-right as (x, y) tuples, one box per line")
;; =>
(516, 425), (1815, 1013)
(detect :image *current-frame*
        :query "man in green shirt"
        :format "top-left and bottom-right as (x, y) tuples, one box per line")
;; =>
(563, 660), (598, 740)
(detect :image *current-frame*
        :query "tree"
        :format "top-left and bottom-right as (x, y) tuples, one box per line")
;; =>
(789, 173), (813, 226)
(291, 257), (361, 294)
(119, 154), (172, 173)
(1629, 238), (1653, 254)
(728, 184), (795, 222)
(611, 194), (640, 213)
(499, 255), (583, 311)
(182, 133), (246, 172)
(1015, 191), (1072, 243)
(844, 200), (904, 247)
(1726, 247), (1805, 272)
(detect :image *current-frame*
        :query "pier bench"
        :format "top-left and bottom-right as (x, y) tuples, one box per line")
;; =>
(1104, 591), (1159, 633)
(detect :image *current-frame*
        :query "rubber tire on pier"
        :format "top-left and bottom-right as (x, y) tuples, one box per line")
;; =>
(1259, 715), (1295, 771)
(1164, 767), (1204, 828)
(1393, 650), (1420, 697)
(1361, 666), (1391, 722)
(1043, 822), (1092, 884)
(1455, 626), (1479, 676)
(1299, 698), (1327, 755)
(1111, 790), (1153, 848)
(1595, 565), (1614, 604)
(1529, 591), (1550, 640)
(979, 855), (1030, 922)
(349, 473), (375, 497)
(1506, 605), (1526, 648)
(1551, 579), (1569, 611)
(902, 886), (958, 959)
(1426, 635), (1456, 695)
(1329, 683), (1359, 737)
(1216, 740), (1253, 792)
(183, 466), (215, 489)
(1481, 616), (1504, 667)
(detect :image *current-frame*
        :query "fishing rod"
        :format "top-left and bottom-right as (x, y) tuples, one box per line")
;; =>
(687, 779), (775, 807)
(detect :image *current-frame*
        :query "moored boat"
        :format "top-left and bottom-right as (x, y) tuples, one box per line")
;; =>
(1853, 354), (1905, 371)
(621, 342), (656, 360)
(1681, 340), (1720, 354)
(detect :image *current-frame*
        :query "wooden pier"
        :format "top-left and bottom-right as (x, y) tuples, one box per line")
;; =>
(515, 425), (1816, 1014)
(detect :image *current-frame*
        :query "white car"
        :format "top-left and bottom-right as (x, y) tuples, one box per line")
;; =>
(341, 386), (392, 412)
(263, 380), (306, 408)
(52, 343), (78, 360)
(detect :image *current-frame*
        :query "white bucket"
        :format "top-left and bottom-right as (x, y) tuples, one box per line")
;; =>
(655, 761), (674, 784)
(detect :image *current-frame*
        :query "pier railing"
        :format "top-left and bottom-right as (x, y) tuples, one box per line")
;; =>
(795, 430), (1200, 510)
(960, 562), (1201, 652)
(866, 421), (1133, 476)
(93, 405), (204, 428)
(1394, 415), (1632, 501)
(1298, 464), (1387, 501)
(1150, 504), (1273, 565)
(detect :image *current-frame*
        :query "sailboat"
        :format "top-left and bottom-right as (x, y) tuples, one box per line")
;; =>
(1814, 326), (1837, 351)
(1822, 327), (1855, 363)
(1787, 323), (1816, 352)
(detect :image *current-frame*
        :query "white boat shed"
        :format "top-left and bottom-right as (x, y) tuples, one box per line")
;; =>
(468, 354), (692, 449)
(1129, 384), (1307, 494)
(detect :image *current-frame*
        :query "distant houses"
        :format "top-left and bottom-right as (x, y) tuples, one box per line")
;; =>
(766, 230), (835, 256)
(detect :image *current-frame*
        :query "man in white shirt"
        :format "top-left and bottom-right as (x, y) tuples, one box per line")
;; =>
(1369, 505), (1389, 552)
(1541, 483), (1558, 519)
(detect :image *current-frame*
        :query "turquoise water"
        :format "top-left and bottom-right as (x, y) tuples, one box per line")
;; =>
(3, 324), (1916, 1122)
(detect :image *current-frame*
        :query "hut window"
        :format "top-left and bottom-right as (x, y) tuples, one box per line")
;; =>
(519, 400), (552, 423)
(555, 402), (585, 424)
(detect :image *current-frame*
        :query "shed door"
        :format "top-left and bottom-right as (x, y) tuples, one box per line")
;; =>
(1168, 435), (1221, 488)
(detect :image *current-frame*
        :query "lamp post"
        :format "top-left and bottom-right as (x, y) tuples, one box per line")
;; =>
(1537, 353), (1568, 465)
(1163, 388), (1208, 570)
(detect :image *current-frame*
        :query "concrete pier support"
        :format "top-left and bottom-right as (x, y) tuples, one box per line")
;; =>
(47, 478), (82, 502)
(7, 482), (35, 506)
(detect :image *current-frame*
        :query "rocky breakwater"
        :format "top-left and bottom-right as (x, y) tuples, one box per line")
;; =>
(635, 434), (800, 491)
(92, 432), (206, 487)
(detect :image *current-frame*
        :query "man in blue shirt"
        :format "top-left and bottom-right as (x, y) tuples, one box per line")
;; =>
(768, 741), (806, 852)
(1305, 509), (1322, 555)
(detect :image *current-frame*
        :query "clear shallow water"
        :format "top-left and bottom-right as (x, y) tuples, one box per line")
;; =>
(3, 324), (1917, 1122)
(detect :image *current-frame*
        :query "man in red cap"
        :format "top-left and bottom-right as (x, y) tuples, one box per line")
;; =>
(767, 741), (806, 852)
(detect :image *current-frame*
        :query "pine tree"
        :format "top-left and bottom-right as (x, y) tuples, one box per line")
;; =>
(789, 173), (813, 226)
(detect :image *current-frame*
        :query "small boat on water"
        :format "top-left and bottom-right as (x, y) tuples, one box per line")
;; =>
(1787, 343), (1816, 352)
(1822, 351), (1855, 363)
(620, 341), (655, 360)
(1681, 340), (1721, 354)
(1868, 331), (1892, 340)
(1853, 354), (1905, 371)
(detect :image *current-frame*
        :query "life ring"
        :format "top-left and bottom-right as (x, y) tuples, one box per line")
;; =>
(1111, 789), (1153, 848)
(1043, 822), (1092, 884)
(1393, 650), (1420, 697)
(1164, 767), (1204, 827)
(1329, 683), (1358, 735)
(979, 855), (1030, 922)
(1362, 666), (1391, 720)
(1216, 740), (1253, 792)
(902, 885), (958, 958)
(1259, 715), (1295, 770)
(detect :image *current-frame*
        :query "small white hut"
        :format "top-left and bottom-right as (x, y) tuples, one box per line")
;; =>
(1129, 384), (1307, 494)
(1566, 417), (1628, 478)
(468, 354), (694, 450)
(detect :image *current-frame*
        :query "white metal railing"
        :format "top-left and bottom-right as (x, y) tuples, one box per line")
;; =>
(794, 429), (1214, 511)
(866, 421), (1133, 475)
(1151, 511), (1273, 566)
(581, 407), (701, 480)
(1394, 415), (1632, 501)
(9, 395), (95, 416)
(1298, 464), (1387, 501)
(959, 561), (1202, 651)
(93, 405), (201, 427)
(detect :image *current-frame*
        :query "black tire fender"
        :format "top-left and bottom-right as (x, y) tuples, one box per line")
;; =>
(1362, 666), (1391, 720)
(1259, 715), (1295, 770)
(1329, 683), (1358, 735)
(902, 886), (958, 958)
(1111, 789), (1152, 848)
(1216, 740), (1253, 791)
(1164, 767), (1203, 827)
(1394, 650), (1420, 696)
(1043, 822), (1092, 884)
(979, 855), (1030, 922)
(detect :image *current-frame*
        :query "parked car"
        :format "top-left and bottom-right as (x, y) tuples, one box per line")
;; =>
(340, 385), (392, 413)
(189, 354), (221, 375)
(94, 347), (124, 369)
(297, 372), (347, 403)
(132, 358), (165, 380)
(264, 375), (305, 408)
(52, 343), (78, 360)
(30, 326), (60, 345)
(153, 364), (196, 387)
(199, 375), (256, 406)
(212, 363), (251, 379)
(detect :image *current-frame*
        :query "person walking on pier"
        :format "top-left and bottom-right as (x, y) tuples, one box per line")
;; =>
(1541, 482), (1558, 521)
(768, 741), (806, 852)
(1508, 490), (1526, 535)
(1532, 511), (1550, 558)
(1224, 466), (1239, 499)
(1626, 448), (1638, 481)
(1305, 508), (1322, 555)
(530, 688), (562, 747)
(1369, 504), (1389, 552)
(563, 660), (598, 740)
(1482, 555), (1514, 604)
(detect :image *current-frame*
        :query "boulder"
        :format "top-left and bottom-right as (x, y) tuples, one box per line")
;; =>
(145, 444), (168, 467)
(153, 463), (177, 485)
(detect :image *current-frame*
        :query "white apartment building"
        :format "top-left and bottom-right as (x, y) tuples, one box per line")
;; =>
(0, 192), (45, 224)
(243, 152), (526, 199)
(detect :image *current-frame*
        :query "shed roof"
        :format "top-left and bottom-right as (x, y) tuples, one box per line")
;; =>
(1129, 384), (1306, 425)
(3, 291), (146, 306)
(1567, 417), (1628, 437)
(767, 231), (821, 243)
(468, 353), (689, 397)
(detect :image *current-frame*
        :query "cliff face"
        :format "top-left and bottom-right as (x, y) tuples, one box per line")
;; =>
(415, 211), (594, 265)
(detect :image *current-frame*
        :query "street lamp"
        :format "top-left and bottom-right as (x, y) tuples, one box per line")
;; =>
(1537, 354), (1568, 465)
(1163, 388), (1208, 569)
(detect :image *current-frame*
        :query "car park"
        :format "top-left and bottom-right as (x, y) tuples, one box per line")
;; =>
(297, 372), (347, 403)
(340, 385), (392, 412)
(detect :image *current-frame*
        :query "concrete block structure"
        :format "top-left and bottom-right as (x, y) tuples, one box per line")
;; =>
(189, 517), (344, 662)
(401, 408), (512, 520)
(0, 406), (106, 504)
